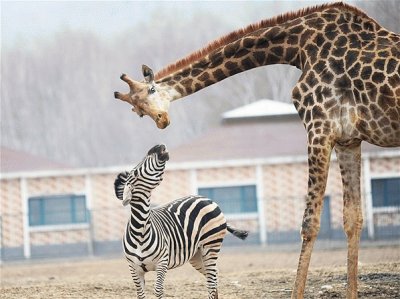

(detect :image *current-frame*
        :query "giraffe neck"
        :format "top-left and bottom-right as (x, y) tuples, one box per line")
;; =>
(155, 24), (306, 99)
(153, 3), (384, 102)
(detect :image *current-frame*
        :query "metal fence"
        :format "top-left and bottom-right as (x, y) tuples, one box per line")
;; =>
(1, 195), (399, 262)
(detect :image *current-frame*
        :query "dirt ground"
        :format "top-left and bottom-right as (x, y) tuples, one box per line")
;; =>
(1, 244), (399, 298)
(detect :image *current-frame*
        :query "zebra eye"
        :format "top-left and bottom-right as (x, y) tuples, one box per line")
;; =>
(149, 86), (156, 94)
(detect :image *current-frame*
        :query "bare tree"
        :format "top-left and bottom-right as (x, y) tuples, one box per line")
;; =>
(1, 1), (398, 167)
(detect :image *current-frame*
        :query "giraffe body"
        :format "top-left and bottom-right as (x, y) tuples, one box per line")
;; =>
(114, 3), (400, 298)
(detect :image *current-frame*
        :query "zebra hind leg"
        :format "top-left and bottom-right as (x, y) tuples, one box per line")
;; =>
(129, 264), (146, 299)
(189, 249), (206, 275)
(203, 245), (221, 299)
(191, 245), (222, 299)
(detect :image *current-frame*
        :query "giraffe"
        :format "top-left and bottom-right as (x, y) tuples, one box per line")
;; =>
(114, 2), (400, 298)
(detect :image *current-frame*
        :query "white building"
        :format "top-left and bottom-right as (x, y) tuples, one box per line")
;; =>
(1, 100), (399, 260)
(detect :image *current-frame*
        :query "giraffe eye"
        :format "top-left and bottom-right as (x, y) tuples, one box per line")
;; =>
(149, 86), (156, 94)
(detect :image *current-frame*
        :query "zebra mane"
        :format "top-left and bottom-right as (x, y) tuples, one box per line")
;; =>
(114, 171), (130, 200)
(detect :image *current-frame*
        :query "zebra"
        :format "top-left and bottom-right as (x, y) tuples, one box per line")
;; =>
(114, 144), (248, 299)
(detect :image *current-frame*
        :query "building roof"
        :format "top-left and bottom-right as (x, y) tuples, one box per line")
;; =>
(170, 100), (395, 163)
(1, 100), (397, 176)
(222, 99), (297, 119)
(0, 147), (71, 174)
(171, 118), (306, 162)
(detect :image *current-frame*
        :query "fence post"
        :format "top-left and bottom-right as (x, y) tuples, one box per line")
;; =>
(21, 178), (31, 259)
(85, 174), (95, 256)
(256, 165), (267, 245)
(0, 215), (3, 264)
(363, 156), (375, 239)
(87, 209), (95, 256)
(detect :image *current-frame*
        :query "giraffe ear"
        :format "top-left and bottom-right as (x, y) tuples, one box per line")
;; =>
(142, 65), (154, 83)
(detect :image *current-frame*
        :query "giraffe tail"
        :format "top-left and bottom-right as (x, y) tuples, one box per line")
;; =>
(227, 224), (249, 240)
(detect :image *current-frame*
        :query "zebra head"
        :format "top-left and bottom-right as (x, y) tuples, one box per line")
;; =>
(114, 144), (169, 206)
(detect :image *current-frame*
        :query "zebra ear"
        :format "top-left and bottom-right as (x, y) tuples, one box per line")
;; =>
(114, 171), (129, 201)
(122, 184), (133, 206)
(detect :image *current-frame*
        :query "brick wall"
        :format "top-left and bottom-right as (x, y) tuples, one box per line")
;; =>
(1, 153), (398, 259)
(0, 179), (23, 248)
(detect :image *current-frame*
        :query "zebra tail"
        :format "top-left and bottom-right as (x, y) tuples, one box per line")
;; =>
(227, 224), (249, 240)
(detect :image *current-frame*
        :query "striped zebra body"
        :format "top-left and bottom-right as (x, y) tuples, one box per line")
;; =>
(114, 145), (248, 299)
(124, 195), (226, 270)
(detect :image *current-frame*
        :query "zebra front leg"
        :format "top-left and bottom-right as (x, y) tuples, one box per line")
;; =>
(154, 260), (168, 299)
(129, 264), (146, 299)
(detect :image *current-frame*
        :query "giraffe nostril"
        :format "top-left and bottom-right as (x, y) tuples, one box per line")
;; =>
(157, 113), (162, 119)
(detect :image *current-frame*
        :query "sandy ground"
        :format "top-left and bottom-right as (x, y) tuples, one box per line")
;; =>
(1, 244), (399, 298)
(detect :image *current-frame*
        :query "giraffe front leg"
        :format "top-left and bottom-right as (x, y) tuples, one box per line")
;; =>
(154, 260), (168, 299)
(129, 264), (146, 299)
(335, 143), (362, 299)
(292, 140), (333, 299)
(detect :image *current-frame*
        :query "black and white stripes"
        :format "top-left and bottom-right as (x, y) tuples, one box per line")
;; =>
(114, 144), (248, 299)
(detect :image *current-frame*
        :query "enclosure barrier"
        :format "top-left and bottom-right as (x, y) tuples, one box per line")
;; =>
(0, 193), (399, 262)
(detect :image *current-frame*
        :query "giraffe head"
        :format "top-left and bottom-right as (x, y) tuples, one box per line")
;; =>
(114, 65), (173, 129)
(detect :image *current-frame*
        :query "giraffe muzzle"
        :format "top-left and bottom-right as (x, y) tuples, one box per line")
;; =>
(155, 112), (170, 129)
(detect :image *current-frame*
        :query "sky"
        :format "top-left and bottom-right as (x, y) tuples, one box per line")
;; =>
(2, 1), (157, 47)
(1, 1), (330, 49)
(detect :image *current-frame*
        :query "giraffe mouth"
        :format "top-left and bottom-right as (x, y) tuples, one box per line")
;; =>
(155, 113), (170, 129)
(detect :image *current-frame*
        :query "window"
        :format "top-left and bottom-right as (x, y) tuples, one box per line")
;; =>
(371, 178), (400, 208)
(198, 185), (257, 214)
(29, 194), (88, 226)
